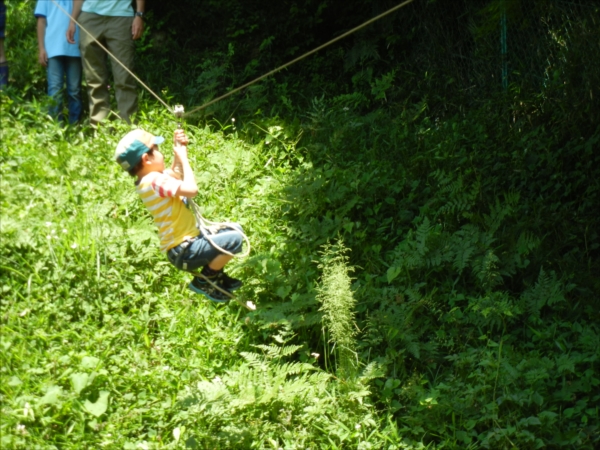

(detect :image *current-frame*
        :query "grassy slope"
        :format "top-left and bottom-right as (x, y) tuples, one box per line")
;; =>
(2, 2), (599, 447)
(2, 94), (599, 450)
(0, 99), (405, 449)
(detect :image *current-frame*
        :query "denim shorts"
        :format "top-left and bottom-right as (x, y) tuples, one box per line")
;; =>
(166, 223), (245, 272)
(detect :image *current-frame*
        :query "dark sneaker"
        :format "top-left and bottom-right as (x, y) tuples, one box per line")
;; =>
(188, 277), (230, 303)
(218, 272), (243, 291)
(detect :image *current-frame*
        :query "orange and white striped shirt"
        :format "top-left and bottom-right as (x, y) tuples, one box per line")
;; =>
(136, 172), (199, 252)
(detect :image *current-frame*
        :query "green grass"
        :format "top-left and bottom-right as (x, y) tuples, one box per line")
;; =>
(2, 1), (599, 447)
(0, 97), (406, 449)
(3, 89), (599, 448)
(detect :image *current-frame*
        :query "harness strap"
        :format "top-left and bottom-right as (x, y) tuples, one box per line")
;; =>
(190, 200), (251, 258)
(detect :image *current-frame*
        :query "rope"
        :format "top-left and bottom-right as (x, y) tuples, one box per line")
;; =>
(190, 200), (251, 258)
(183, 0), (416, 117)
(52, 0), (416, 116)
(50, 0), (172, 112)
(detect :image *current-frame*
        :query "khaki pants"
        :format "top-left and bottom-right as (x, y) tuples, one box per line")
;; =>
(79, 12), (137, 125)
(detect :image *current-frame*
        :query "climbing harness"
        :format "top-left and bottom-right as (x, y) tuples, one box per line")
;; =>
(173, 104), (252, 259)
(190, 200), (251, 259)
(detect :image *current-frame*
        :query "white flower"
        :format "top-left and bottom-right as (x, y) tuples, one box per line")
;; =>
(162, 366), (170, 371)
(23, 402), (32, 417)
(173, 427), (181, 441)
(231, 118), (236, 122)
(213, 376), (222, 384)
(71, 243), (78, 249)
(46, 235), (52, 240)
(45, 222), (53, 227)
(62, 229), (68, 233)
(311, 352), (320, 359)
(16, 424), (26, 435)
(355, 423), (361, 430)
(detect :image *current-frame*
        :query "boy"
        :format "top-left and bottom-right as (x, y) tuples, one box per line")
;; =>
(115, 128), (244, 302)
(35, 0), (82, 124)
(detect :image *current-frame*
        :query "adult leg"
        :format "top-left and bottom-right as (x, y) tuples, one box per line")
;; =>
(65, 57), (83, 124)
(105, 16), (137, 123)
(46, 56), (66, 122)
(79, 12), (110, 126)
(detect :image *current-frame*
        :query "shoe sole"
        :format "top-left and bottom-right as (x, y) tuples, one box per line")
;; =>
(188, 282), (230, 303)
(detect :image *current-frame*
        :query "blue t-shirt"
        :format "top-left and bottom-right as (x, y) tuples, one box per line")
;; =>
(34, 0), (80, 59)
(82, 0), (134, 17)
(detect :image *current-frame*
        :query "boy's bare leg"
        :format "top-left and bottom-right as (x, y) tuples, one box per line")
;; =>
(207, 254), (233, 271)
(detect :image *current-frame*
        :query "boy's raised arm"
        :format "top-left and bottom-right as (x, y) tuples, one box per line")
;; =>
(173, 130), (199, 198)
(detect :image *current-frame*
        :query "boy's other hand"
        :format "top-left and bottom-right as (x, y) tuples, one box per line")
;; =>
(38, 49), (48, 67)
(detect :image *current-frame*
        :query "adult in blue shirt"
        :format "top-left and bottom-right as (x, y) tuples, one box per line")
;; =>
(67, 0), (145, 127)
(35, 0), (82, 124)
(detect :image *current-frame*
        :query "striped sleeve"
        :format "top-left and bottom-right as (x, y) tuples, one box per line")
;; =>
(151, 173), (182, 198)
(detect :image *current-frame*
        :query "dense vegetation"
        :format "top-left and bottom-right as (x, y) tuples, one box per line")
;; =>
(2, 0), (599, 448)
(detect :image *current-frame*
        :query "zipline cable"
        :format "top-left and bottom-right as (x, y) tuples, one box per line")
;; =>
(52, 0), (416, 117)
(183, 0), (416, 117)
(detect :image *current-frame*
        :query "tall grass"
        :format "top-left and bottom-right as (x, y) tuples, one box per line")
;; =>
(316, 239), (358, 378)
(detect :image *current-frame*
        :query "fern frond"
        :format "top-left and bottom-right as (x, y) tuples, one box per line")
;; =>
(252, 343), (303, 360)
(240, 351), (267, 369)
(415, 217), (432, 256)
(521, 268), (565, 316)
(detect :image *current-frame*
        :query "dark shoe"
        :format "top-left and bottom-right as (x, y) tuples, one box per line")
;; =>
(218, 272), (243, 291)
(188, 277), (230, 303)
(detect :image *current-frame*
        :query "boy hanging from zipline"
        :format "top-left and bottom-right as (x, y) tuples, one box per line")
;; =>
(114, 128), (245, 303)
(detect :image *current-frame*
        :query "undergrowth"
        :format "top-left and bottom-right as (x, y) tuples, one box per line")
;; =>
(2, 0), (599, 448)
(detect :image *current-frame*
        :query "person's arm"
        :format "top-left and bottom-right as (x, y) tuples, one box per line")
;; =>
(36, 17), (48, 66)
(66, 0), (83, 44)
(132, 0), (145, 40)
(172, 130), (198, 198)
